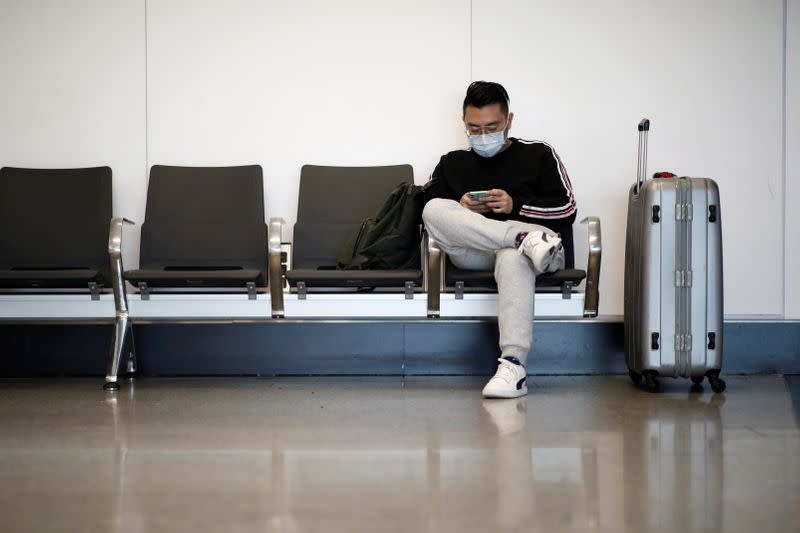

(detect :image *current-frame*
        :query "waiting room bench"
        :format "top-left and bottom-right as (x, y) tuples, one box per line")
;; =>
(0, 165), (603, 391)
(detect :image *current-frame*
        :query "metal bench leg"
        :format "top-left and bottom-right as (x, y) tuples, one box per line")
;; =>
(106, 216), (136, 391)
(105, 314), (133, 391)
(124, 332), (138, 380)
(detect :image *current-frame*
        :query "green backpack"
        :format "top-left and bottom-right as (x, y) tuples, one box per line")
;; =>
(337, 182), (424, 270)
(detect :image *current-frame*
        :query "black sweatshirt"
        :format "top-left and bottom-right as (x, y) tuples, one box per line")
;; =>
(424, 137), (577, 235)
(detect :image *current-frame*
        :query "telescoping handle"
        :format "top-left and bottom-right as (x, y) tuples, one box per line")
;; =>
(635, 118), (650, 194)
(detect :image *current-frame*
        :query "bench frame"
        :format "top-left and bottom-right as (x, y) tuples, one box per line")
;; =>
(424, 216), (602, 318)
(104, 217), (137, 390)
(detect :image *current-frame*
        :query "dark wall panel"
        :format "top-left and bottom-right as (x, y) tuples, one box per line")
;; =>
(1, 321), (798, 377)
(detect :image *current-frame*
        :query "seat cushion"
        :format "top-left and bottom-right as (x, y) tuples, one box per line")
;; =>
(285, 268), (423, 288)
(445, 261), (586, 289)
(0, 268), (102, 289)
(125, 268), (262, 288)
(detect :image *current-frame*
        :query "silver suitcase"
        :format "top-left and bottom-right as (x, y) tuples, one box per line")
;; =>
(624, 118), (725, 393)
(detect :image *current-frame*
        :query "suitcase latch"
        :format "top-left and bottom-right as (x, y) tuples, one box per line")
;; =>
(675, 334), (693, 352)
(652, 205), (661, 223)
(675, 203), (693, 221)
(674, 270), (693, 287)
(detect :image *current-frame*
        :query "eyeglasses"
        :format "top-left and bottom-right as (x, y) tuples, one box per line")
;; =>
(465, 117), (509, 136)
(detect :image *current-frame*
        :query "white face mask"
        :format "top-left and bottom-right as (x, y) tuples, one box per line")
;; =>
(466, 115), (510, 157)
(468, 130), (506, 157)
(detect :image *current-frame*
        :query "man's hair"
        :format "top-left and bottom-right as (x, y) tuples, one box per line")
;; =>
(462, 81), (510, 117)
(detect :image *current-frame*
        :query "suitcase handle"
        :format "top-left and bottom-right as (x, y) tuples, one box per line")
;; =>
(635, 118), (650, 194)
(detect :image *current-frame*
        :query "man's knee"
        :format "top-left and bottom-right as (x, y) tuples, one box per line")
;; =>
(494, 248), (533, 278)
(422, 198), (457, 229)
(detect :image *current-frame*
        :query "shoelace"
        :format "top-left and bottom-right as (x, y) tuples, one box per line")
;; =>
(494, 358), (520, 383)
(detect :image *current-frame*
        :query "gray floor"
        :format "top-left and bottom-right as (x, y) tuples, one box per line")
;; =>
(0, 376), (798, 533)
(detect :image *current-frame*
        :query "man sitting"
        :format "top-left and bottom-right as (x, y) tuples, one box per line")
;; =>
(423, 81), (577, 399)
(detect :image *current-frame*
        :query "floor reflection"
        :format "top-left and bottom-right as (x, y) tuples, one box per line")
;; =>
(788, 375), (800, 426)
(626, 393), (725, 531)
(0, 377), (797, 533)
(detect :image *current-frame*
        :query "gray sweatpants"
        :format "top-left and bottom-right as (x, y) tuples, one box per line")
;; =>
(422, 198), (557, 364)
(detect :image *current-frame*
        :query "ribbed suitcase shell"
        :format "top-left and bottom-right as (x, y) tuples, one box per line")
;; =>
(624, 127), (724, 382)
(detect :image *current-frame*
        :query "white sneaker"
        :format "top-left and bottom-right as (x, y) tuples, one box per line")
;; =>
(517, 231), (565, 274)
(482, 356), (528, 399)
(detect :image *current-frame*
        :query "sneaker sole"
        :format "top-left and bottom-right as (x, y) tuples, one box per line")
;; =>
(482, 386), (528, 399)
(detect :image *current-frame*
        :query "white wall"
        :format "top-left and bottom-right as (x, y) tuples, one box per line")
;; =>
(146, 0), (470, 230)
(787, 0), (800, 320)
(0, 0), (793, 318)
(0, 0), (147, 268)
(473, 0), (785, 318)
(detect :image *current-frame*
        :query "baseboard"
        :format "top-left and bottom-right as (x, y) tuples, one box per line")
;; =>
(1, 319), (798, 377)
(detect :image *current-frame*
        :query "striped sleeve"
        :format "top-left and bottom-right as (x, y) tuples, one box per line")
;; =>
(516, 142), (577, 220)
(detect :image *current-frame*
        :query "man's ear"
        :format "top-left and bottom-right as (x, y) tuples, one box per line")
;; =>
(507, 112), (514, 130)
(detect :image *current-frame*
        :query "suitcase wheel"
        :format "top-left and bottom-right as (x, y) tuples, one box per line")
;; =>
(643, 371), (663, 393)
(628, 369), (642, 386)
(706, 370), (726, 394)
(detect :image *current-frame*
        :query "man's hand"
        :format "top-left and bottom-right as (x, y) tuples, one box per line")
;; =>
(460, 192), (489, 213)
(484, 189), (513, 214)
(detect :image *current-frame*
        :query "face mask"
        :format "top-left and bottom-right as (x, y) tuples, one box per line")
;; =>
(468, 131), (506, 158)
(466, 115), (510, 158)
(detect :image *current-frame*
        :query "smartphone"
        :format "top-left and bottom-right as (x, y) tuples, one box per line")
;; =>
(468, 190), (488, 201)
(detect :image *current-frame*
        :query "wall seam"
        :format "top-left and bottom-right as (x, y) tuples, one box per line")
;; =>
(782, 0), (788, 319)
(145, 0), (150, 179)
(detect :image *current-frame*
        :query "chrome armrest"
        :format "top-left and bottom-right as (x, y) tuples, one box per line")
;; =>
(108, 217), (135, 315)
(424, 229), (443, 318)
(580, 216), (602, 317)
(268, 217), (286, 318)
